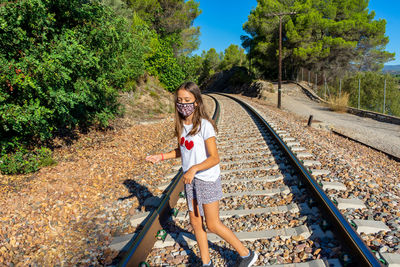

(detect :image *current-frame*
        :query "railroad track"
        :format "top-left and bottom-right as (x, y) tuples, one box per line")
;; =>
(112, 93), (400, 266)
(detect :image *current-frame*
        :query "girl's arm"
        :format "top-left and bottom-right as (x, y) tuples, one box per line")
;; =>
(145, 147), (181, 164)
(183, 136), (219, 184)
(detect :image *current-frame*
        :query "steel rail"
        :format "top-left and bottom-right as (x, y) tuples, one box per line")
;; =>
(216, 93), (382, 267)
(117, 94), (220, 267)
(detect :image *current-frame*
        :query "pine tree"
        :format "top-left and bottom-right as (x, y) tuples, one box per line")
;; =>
(199, 48), (222, 84)
(219, 44), (247, 71)
(242, 0), (394, 79)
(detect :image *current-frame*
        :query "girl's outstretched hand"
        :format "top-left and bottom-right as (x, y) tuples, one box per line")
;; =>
(145, 154), (162, 164)
(183, 167), (196, 184)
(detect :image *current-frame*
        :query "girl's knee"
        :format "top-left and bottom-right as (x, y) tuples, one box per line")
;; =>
(189, 213), (203, 229)
(205, 219), (221, 233)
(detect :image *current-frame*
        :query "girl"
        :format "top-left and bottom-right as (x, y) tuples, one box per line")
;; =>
(145, 82), (258, 267)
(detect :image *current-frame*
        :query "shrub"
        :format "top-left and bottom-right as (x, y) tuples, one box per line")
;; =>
(0, 147), (56, 175)
(0, 0), (147, 155)
(328, 93), (349, 112)
(178, 54), (203, 84)
(145, 37), (185, 91)
(341, 72), (400, 116)
(229, 67), (252, 86)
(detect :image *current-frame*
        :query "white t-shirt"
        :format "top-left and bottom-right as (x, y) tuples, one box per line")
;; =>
(180, 119), (220, 182)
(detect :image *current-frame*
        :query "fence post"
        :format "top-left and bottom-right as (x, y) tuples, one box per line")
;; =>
(339, 79), (342, 97)
(358, 78), (361, 109)
(315, 73), (317, 90)
(327, 80), (330, 97)
(383, 79), (386, 114)
(308, 70), (310, 86)
(324, 75), (327, 100)
(301, 68), (304, 82)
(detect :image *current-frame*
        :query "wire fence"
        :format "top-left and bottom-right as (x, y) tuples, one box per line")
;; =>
(295, 68), (392, 115)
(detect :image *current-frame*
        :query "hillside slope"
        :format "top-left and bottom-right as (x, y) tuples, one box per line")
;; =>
(117, 75), (174, 127)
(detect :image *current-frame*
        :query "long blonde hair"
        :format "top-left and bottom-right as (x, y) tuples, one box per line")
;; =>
(174, 82), (217, 140)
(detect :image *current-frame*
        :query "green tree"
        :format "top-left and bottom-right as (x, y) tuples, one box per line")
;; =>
(199, 48), (222, 84)
(242, 0), (394, 79)
(0, 0), (144, 153)
(219, 44), (247, 71)
(178, 54), (203, 83)
(126, 0), (202, 88)
(352, 19), (395, 72)
(179, 26), (201, 56)
(127, 0), (201, 55)
(341, 72), (400, 116)
(144, 36), (186, 91)
(101, 0), (133, 28)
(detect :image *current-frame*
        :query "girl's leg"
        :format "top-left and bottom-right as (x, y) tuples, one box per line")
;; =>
(189, 198), (211, 264)
(203, 200), (249, 256)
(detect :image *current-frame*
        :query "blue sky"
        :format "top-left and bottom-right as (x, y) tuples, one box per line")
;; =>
(193, 0), (400, 65)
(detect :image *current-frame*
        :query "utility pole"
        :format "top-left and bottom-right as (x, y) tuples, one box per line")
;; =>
(265, 11), (296, 109)
(249, 45), (252, 76)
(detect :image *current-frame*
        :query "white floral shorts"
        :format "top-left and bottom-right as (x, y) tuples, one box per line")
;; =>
(184, 176), (223, 216)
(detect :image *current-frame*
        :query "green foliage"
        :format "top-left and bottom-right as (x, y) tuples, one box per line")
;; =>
(128, 1), (202, 90)
(179, 26), (201, 56)
(393, 74), (400, 84)
(127, 0), (201, 55)
(145, 37), (186, 91)
(229, 67), (252, 86)
(0, 0), (204, 174)
(219, 44), (247, 71)
(178, 54), (203, 84)
(101, 0), (133, 28)
(196, 44), (250, 85)
(128, 0), (200, 36)
(340, 72), (400, 116)
(243, 0), (395, 79)
(199, 48), (222, 85)
(0, 0), (146, 155)
(0, 147), (55, 175)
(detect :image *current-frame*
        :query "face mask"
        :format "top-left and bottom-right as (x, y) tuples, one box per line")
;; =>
(176, 102), (195, 117)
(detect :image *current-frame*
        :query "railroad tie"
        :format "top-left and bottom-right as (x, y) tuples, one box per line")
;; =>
(154, 225), (312, 248)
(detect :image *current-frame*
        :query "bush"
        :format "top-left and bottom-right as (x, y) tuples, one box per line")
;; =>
(178, 54), (203, 84)
(328, 93), (349, 112)
(0, 147), (56, 175)
(341, 72), (400, 116)
(0, 0), (147, 155)
(229, 67), (252, 86)
(145, 37), (186, 91)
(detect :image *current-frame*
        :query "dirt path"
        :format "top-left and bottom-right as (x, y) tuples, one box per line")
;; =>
(264, 83), (400, 158)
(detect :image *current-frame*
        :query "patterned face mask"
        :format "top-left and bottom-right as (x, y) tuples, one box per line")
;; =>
(176, 102), (195, 117)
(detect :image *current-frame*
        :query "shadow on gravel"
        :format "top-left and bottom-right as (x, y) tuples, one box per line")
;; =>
(163, 216), (239, 266)
(113, 179), (238, 266)
(118, 179), (155, 211)
(313, 105), (331, 112)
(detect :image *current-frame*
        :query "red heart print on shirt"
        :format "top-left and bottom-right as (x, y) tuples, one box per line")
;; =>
(180, 136), (194, 150)
(184, 140), (194, 150)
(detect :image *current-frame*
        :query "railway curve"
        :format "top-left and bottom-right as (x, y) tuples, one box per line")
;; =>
(113, 93), (400, 267)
